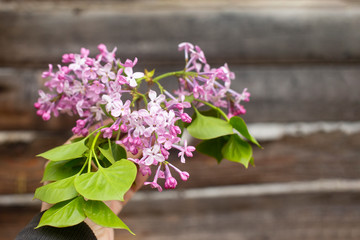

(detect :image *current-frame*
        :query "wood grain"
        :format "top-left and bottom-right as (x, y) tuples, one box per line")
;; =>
(0, 131), (359, 194)
(1, 64), (360, 130)
(2, 4), (360, 66)
(2, 191), (360, 240)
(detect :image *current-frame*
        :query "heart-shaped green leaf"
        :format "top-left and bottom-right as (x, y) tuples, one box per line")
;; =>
(99, 142), (127, 164)
(42, 158), (85, 182)
(74, 160), (136, 201)
(35, 175), (78, 204)
(84, 200), (134, 234)
(184, 108), (220, 128)
(37, 139), (88, 161)
(187, 110), (233, 140)
(222, 134), (253, 168)
(36, 197), (86, 228)
(230, 116), (262, 148)
(196, 136), (228, 163)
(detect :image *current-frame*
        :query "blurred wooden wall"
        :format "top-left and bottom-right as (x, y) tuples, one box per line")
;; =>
(1, 1), (360, 239)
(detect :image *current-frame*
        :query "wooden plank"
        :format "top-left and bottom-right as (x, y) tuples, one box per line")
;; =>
(0, 131), (359, 194)
(1, 64), (360, 130)
(117, 192), (360, 240)
(0, 68), (78, 130)
(2, 4), (360, 66)
(2, 191), (360, 240)
(0, 131), (69, 194)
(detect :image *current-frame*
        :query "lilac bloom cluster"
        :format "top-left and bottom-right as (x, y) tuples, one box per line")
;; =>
(35, 44), (195, 191)
(35, 42), (250, 191)
(177, 42), (250, 118)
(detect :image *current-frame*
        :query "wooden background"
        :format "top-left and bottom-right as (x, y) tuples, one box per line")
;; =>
(1, 0), (360, 239)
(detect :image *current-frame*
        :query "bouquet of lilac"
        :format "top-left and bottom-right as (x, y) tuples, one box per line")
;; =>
(34, 42), (261, 233)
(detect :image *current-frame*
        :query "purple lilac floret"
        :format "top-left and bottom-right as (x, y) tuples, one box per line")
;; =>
(35, 42), (249, 191)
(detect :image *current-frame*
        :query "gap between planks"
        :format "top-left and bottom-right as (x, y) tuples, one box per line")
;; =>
(1, 179), (360, 206)
(2, 121), (360, 144)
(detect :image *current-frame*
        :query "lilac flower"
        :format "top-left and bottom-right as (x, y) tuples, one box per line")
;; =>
(139, 165), (151, 176)
(178, 42), (194, 60)
(101, 127), (113, 139)
(141, 144), (165, 165)
(102, 93), (122, 113)
(83, 67), (98, 81)
(89, 81), (105, 95)
(62, 53), (75, 63)
(179, 113), (191, 123)
(80, 48), (90, 58)
(116, 69), (127, 85)
(90, 104), (104, 121)
(192, 45), (207, 64)
(241, 88), (251, 102)
(69, 55), (86, 72)
(173, 140), (196, 163)
(124, 67), (144, 87)
(97, 44), (117, 63)
(168, 163), (190, 181)
(97, 63), (116, 83)
(120, 57), (138, 68)
(149, 90), (165, 105)
(164, 164), (177, 189)
(144, 165), (163, 192)
(42, 64), (54, 78)
(111, 100), (131, 118)
(158, 133), (179, 150)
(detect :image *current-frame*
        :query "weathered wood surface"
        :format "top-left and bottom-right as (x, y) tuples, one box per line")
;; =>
(1, 131), (359, 194)
(1, 64), (360, 130)
(1, 1), (360, 128)
(1, 2), (359, 239)
(2, 191), (360, 240)
(2, 1), (360, 66)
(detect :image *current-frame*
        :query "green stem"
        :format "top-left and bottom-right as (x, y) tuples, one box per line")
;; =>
(88, 131), (102, 170)
(87, 151), (92, 172)
(152, 71), (197, 83)
(155, 81), (164, 94)
(78, 157), (89, 175)
(84, 124), (111, 141)
(100, 104), (116, 122)
(92, 148), (102, 169)
(194, 99), (229, 121)
(138, 92), (149, 106)
(115, 128), (121, 141)
(136, 76), (146, 85)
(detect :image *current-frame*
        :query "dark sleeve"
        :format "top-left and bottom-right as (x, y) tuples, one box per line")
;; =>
(15, 212), (97, 240)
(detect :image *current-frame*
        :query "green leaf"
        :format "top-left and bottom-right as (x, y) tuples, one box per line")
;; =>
(221, 134), (253, 168)
(99, 145), (115, 164)
(36, 197), (86, 228)
(230, 116), (262, 148)
(98, 142), (127, 164)
(187, 110), (234, 140)
(175, 119), (185, 137)
(184, 94), (195, 103)
(34, 175), (78, 204)
(249, 157), (255, 167)
(42, 158), (85, 182)
(37, 139), (88, 161)
(74, 160), (137, 201)
(70, 137), (86, 143)
(199, 108), (221, 118)
(196, 136), (228, 163)
(183, 108), (220, 128)
(84, 200), (134, 234)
